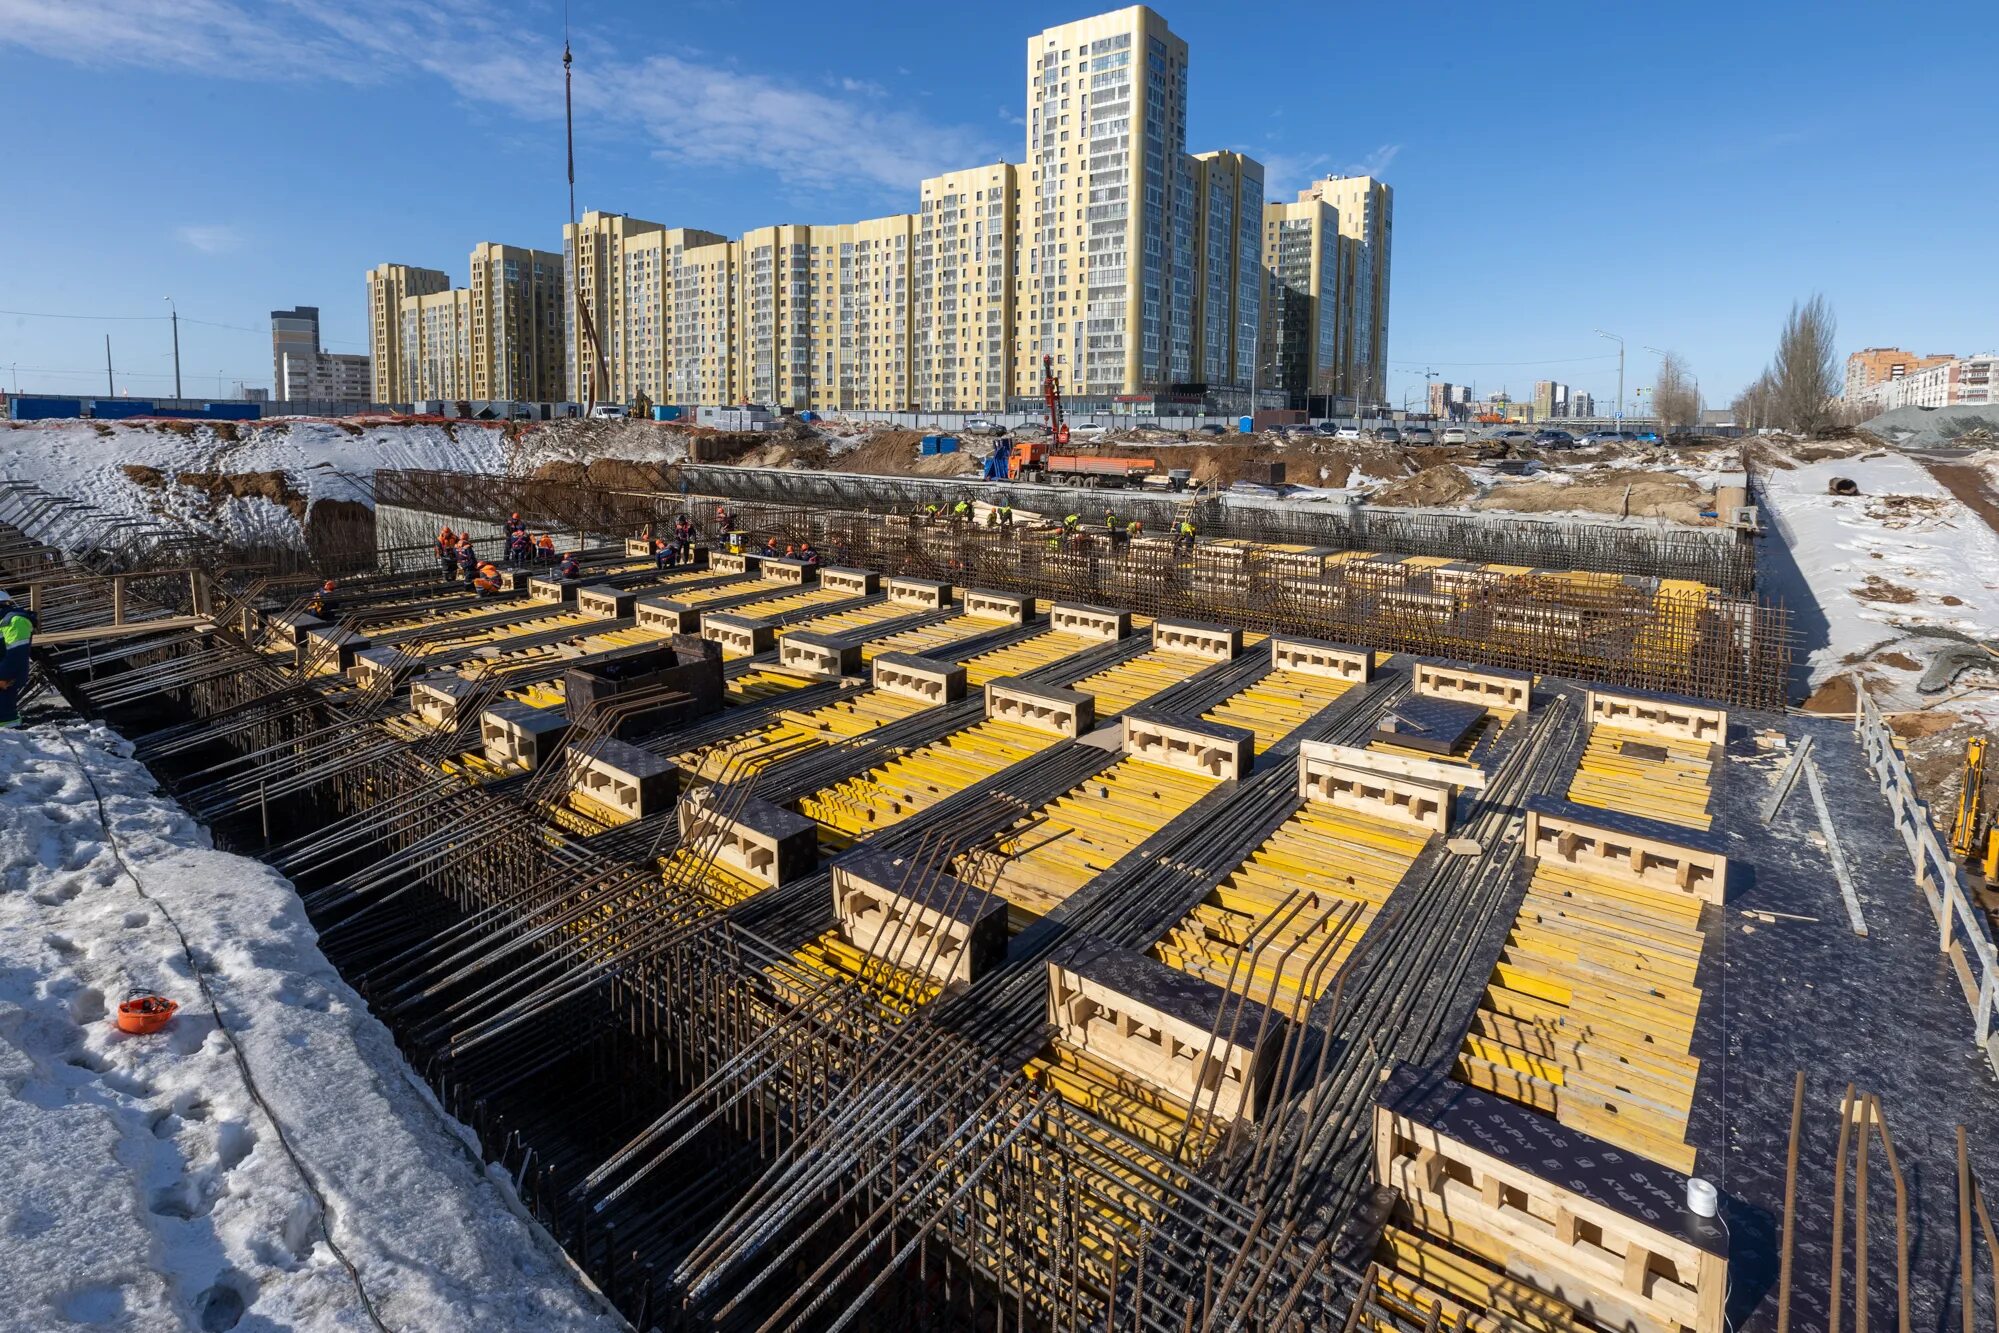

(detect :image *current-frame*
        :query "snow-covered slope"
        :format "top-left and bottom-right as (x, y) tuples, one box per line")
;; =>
(0, 720), (618, 1332)
(0, 418), (505, 551)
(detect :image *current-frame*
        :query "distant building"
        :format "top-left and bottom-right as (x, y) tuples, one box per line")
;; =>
(1296, 174), (1392, 407)
(1569, 390), (1595, 417)
(1532, 379), (1570, 418)
(1858, 354), (1997, 411)
(365, 264), (450, 402)
(271, 306), (372, 402)
(1261, 198), (1342, 400)
(1844, 346), (1954, 404)
(1427, 381), (1453, 417)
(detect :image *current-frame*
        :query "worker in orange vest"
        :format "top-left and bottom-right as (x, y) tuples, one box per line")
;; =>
(436, 527), (457, 578)
(536, 533), (556, 565)
(473, 561), (503, 595)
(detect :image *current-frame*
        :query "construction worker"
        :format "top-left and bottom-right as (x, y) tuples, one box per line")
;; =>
(0, 589), (38, 730)
(714, 505), (736, 537)
(307, 579), (339, 618)
(995, 503), (1013, 530)
(1104, 509), (1125, 548)
(952, 497), (972, 524)
(558, 551), (581, 580)
(436, 527), (457, 579)
(759, 537), (780, 558)
(654, 536), (674, 570)
(798, 540), (819, 565)
(1174, 516), (1197, 555)
(922, 502), (941, 523)
(507, 526), (532, 566)
(455, 536), (478, 583)
(504, 512), (524, 539)
(1063, 513), (1081, 535)
(1127, 517), (1144, 541)
(536, 533), (556, 566)
(674, 515), (694, 548)
(473, 561), (503, 595)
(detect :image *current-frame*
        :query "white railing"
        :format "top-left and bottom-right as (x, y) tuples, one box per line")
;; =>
(1854, 677), (1999, 1076)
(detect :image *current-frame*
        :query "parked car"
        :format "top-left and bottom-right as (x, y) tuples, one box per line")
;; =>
(964, 417), (1000, 432)
(1333, 425), (1364, 442)
(1195, 422), (1228, 436)
(1371, 426), (1402, 444)
(1068, 421), (1108, 439)
(589, 403), (627, 419)
(1634, 430), (1663, 444)
(1577, 430), (1634, 447)
(1439, 425), (1473, 445)
(1481, 427), (1535, 447)
(1400, 426), (1436, 445)
(1533, 429), (1577, 449)
(1313, 421), (1342, 436)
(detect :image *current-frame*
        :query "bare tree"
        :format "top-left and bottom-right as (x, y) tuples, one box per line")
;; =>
(1653, 351), (1701, 432)
(1732, 370), (1776, 433)
(1772, 295), (1841, 434)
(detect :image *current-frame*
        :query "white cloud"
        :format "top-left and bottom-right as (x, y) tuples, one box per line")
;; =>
(1260, 150), (1331, 200)
(999, 105), (1026, 128)
(1347, 142), (1402, 178)
(0, 1), (1002, 197)
(177, 224), (241, 254)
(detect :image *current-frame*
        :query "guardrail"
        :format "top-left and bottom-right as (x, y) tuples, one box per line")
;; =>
(1854, 678), (1999, 1077)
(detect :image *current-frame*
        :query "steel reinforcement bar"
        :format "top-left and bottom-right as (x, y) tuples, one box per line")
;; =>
(373, 475), (1790, 709)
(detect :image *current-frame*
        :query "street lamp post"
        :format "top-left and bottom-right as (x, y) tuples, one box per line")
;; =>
(1594, 329), (1623, 433)
(163, 296), (182, 400)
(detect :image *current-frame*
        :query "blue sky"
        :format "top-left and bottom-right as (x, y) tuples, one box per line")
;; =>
(1, 0), (1993, 410)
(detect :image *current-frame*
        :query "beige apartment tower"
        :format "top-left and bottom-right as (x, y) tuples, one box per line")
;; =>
(400, 287), (474, 400)
(809, 214), (917, 411)
(1017, 6), (1192, 402)
(366, 262), (450, 402)
(563, 211), (728, 404)
(1190, 151), (1264, 394)
(1260, 199), (1341, 399)
(674, 240), (738, 407)
(467, 242), (566, 402)
(1296, 174), (1392, 407)
(918, 164), (1019, 411)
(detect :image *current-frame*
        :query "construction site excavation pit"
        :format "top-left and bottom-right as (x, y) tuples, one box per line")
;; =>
(5, 468), (1999, 1333)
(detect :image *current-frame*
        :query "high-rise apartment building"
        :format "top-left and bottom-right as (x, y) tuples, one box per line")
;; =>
(467, 243), (567, 402)
(271, 306), (371, 402)
(365, 263), (450, 402)
(1260, 199), (1341, 399)
(809, 215), (917, 411)
(1843, 346), (1955, 404)
(1296, 175), (1392, 406)
(733, 225), (815, 409)
(1190, 151), (1264, 394)
(1018, 6), (1192, 401)
(564, 212), (731, 404)
(674, 240), (737, 407)
(401, 288), (473, 400)
(1532, 380), (1571, 418)
(918, 164), (1019, 411)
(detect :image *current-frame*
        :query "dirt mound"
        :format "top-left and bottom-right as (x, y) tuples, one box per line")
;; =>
(527, 459), (678, 491)
(174, 470), (309, 521)
(1473, 467), (1713, 524)
(121, 464), (165, 488)
(1370, 465), (1478, 508)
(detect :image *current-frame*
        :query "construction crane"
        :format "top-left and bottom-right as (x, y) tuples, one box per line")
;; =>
(1950, 736), (1986, 862)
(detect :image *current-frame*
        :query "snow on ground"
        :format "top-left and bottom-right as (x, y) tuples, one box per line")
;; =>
(0, 418), (504, 552)
(0, 719), (619, 1332)
(1758, 450), (1999, 709)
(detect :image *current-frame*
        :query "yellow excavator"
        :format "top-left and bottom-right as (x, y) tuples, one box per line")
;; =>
(1950, 737), (1996, 877)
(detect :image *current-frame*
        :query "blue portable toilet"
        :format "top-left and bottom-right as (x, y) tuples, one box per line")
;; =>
(1239, 415), (1255, 434)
